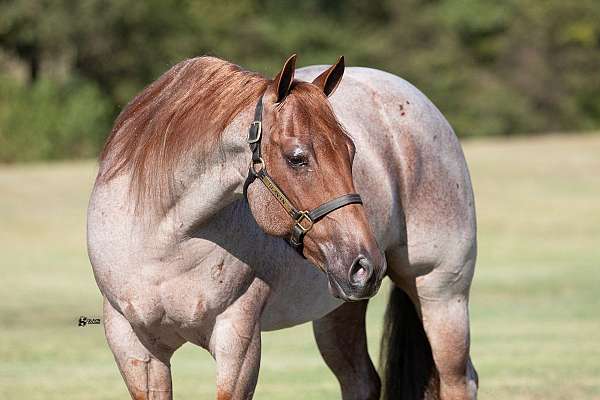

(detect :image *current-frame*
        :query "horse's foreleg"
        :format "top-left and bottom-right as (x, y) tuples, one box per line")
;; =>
(210, 279), (268, 400)
(103, 298), (179, 400)
(312, 301), (381, 400)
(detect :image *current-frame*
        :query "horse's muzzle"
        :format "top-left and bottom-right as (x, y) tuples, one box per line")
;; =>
(327, 255), (386, 301)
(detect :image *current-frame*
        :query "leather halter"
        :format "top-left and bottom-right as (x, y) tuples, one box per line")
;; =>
(243, 96), (363, 258)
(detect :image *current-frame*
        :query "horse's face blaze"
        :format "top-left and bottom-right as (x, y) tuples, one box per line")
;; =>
(246, 57), (386, 301)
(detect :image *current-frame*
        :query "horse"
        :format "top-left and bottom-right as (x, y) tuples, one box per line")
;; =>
(87, 53), (478, 400)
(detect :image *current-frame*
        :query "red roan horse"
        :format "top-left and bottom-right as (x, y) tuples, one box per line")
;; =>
(88, 54), (478, 399)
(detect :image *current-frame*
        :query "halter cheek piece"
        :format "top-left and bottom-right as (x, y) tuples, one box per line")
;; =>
(243, 96), (363, 258)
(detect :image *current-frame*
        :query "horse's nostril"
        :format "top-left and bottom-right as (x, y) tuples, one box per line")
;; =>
(349, 255), (374, 286)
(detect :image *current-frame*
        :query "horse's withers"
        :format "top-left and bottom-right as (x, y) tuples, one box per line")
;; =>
(245, 55), (386, 301)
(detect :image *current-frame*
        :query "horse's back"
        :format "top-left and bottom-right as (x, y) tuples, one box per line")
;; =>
(298, 66), (477, 287)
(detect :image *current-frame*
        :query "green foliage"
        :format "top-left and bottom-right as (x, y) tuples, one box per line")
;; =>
(0, 77), (112, 162)
(1, 0), (599, 161)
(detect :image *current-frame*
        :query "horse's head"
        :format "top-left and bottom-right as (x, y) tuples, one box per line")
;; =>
(246, 54), (386, 301)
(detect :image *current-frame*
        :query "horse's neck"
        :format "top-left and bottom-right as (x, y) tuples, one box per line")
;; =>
(157, 108), (254, 240)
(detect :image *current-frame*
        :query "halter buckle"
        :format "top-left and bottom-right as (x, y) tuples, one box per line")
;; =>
(247, 121), (262, 144)
(295, 211), (314, 234)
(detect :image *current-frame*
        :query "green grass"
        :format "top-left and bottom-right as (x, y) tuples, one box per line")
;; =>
(1, 133), (599, 399)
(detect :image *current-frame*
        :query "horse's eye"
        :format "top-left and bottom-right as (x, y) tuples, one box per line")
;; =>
(286, 153), (308, 168)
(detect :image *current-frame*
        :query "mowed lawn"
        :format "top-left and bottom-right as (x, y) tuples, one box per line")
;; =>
(1, 133), (599, 399)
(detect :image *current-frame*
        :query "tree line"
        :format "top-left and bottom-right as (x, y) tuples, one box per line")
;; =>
(1, 0), (599, 162)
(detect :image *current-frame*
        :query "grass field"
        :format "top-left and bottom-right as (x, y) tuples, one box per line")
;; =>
(1, 133), (599, 399)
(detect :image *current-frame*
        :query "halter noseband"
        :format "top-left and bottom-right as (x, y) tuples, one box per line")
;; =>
(243, 96), (363, 259)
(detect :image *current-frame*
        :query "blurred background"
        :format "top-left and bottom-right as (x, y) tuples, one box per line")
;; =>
(2, 0), (600, 160)
(1, 1), (599, 399)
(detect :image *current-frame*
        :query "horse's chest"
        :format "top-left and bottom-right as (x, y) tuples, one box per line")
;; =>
(259, 261), (343, 331)
(159, 255), (256, 328)
(158, 253), (340, 333)
(97, 229), (341, 335)
(100, 244), (254, 334)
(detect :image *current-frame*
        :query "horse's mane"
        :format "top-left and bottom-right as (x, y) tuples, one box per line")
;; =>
(98, 56), (269, 212)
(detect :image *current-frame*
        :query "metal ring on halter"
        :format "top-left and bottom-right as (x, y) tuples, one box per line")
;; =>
(294, 211), (314, 234)
(250, 157), (265, 176)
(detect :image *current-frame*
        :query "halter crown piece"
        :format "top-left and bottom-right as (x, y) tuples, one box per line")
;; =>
(243, 96), (364, 260)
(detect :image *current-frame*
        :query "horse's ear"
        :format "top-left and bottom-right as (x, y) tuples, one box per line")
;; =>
(312, 56), (345, 97)
(270, 54), (297, 103)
